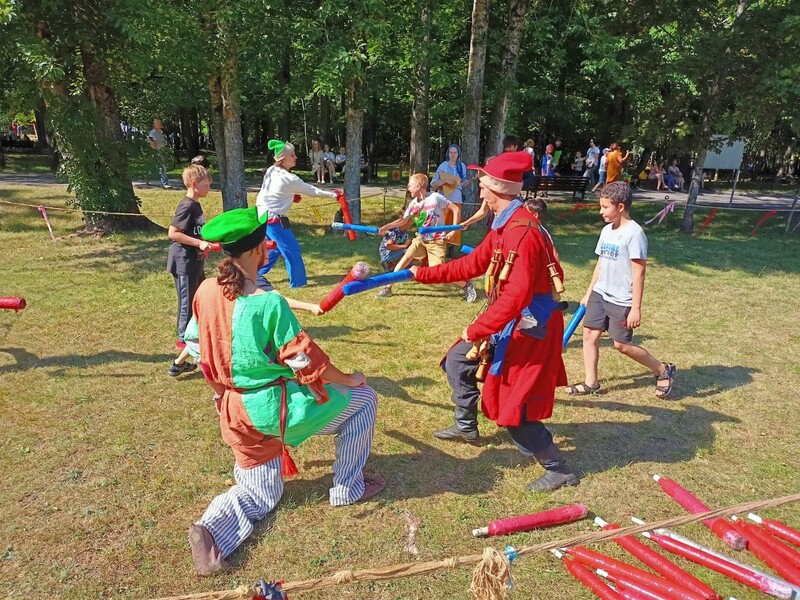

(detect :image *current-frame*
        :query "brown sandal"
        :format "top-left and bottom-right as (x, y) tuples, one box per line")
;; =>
(655, 363), (676, 398)
(358, 472), (387, 502)
(566, 382), (601, 395)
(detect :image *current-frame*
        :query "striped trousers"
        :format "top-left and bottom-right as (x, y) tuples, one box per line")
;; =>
(196, 385), (378, 558)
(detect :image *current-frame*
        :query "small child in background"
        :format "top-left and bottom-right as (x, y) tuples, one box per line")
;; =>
(541, 144), (555, 177)
(572, 152), (585, 175)
(376, 172), (476, 301)
(378, 226), (411, 272)
(525, 197), (559, 262)
(167, 164), (212, 377)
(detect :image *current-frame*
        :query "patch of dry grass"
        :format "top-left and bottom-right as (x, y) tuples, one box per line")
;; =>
(0, 183), (799, 599)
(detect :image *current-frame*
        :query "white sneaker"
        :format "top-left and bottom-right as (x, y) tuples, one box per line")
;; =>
(464, 282), (477, 303)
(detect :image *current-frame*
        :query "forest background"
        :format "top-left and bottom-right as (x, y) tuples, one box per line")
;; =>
(1, 0), (799, 232)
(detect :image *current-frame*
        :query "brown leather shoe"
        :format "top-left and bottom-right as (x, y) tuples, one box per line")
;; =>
(188, 524), (230, 577)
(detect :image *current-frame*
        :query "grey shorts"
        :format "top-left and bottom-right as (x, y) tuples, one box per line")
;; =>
(585, 290), (633, 343)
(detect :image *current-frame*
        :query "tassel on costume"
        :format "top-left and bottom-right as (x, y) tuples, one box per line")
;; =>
(281, 445), (298, 478)
(278, 379), (299, 478)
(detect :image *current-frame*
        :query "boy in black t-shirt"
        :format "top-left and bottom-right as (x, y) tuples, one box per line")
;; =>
(167, 164), (211, 376)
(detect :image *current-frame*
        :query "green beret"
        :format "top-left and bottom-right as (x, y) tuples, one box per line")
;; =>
(201, 207), (267, 256)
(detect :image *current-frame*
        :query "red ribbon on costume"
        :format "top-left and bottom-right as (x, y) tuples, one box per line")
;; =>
(278, 379), (298, 478)
(697, 208), (718, 234)
(751, 210), (777, 236)
(335, 189), (357, 241)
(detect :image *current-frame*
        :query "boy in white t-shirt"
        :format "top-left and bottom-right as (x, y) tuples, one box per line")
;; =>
(376, 173), (476, 301)
(566, 182), (676, 398)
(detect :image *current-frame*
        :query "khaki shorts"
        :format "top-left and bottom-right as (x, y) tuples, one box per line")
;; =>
(403, 236), (447, 267)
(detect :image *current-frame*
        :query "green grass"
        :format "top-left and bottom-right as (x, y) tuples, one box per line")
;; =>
(0, 183), (799, 599)
(0, 152), (55, 175)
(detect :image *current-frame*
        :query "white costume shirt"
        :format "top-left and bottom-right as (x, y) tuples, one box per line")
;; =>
(256, 165), (336, 219)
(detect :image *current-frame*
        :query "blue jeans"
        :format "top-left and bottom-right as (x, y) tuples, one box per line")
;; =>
(259, 219), (307, 288)
(158, 164), (169, 187)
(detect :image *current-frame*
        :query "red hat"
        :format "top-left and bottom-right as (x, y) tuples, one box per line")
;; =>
(468, 151), (532, 196)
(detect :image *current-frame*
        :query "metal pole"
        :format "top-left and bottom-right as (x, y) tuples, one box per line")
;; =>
(728, 169), (740, 206)
(787, 183), (799, 234)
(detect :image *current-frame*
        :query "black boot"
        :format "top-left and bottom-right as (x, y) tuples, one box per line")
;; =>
(433, 406), (479, 443)
(526, 444), (580, 492)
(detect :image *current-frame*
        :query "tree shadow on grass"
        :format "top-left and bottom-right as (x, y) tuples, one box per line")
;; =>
(368, 375), (446, 410)
(296, 366), (751, 501)
(553, 398), (741, 476)
(297, 429), (521, 504)
(0, 346), (174, 375)
(304, 323), (390, 341)
(50, 236), (169, 278)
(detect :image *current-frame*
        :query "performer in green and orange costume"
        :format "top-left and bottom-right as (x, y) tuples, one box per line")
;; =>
(183, 207), (385, 576)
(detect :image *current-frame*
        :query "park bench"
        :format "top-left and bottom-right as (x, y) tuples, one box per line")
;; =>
(523, 175), (589, 202)
(1, 138), (36, 152)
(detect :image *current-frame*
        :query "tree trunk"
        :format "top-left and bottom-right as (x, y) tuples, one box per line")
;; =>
(259, 117), (271, 151)
(209, 73), (228, 187)
(409, 0), (432, 175)
(460, 0), (491, 219)
(681, 0), (750, 233)
(219, 51), (247, 210)
(34, 96), (59, 170)
(773, 141), (795, 186)
(344, 80), (364, 225)
(366, 99), (378, 178)
(278, 49), (292, 140)
(179, 107), (200, 158)
(34, 97), (50, 149)
(485, 0), (530, 157)
(79, 43), (150, 230)
(320, 96), (332, 145)
(240, 112), (248, 152)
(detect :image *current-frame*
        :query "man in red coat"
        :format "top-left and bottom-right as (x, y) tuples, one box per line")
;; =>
(409, 151), (580, 492)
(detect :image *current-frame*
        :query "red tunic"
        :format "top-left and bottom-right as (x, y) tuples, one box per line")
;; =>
(415, 206), (567, 426)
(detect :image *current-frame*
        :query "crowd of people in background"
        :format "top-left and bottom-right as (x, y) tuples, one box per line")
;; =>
(1, 121), (35, 148)
(504, 134), (698, 194)
(57, 115), (791, 195)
